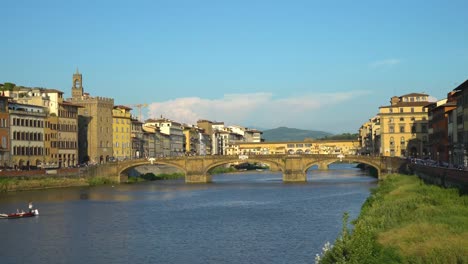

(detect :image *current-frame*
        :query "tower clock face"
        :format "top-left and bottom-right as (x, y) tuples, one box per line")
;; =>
(75, 80), (81, 88)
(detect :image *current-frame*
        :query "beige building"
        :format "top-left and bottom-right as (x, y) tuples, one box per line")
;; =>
(4, 84), (80, 167)
(44, 115), (59, 167)
(379, 93), (430, 157)
(227, 140), (359, 156)
(58, 101), (80, 167)
(358, 115), (380, 155)
(68, 70), (114, 164)
(113, 105), (132, 160)
(144, 118), (184, 156)
(131, 117), (144, 158)
(9, 102), (47, 169)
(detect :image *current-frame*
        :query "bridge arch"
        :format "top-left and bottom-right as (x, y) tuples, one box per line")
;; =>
(303, 156), (381, 177)
(117, 159), (187, 178)
(205, 157), (283, 175)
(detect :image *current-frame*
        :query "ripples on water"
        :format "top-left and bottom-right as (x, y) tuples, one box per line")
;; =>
(0, 163), (376, 264)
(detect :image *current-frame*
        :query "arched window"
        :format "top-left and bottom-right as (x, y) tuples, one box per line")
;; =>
(390, 137), (395, 147)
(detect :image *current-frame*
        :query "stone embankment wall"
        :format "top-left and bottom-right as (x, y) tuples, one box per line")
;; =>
(0, 164), (119, 182)
(410, 164), (468, 194)
(0, 168), (81, 178)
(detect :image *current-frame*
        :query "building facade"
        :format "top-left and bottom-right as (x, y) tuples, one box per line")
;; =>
(113, 105), (132, 160)
(68, 70), (114, 164)
(58, 101), (80, 167)
(379, 93), (430, 157)
(144, 118), (184, 156)
(9, 102), (47, 169)
(229, 140), (359, 156)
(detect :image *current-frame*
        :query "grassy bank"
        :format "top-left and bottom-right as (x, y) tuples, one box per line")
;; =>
(0, 176), (118, 192)
(208, 166), (237, 175)
(318, 174), (468, 264)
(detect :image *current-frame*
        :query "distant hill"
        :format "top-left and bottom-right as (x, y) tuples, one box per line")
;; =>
(262, 127), (333, 142)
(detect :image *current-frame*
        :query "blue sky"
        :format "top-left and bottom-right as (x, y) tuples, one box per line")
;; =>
(1, 0), (467, 133)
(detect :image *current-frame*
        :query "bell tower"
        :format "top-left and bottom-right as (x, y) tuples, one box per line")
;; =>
(72, 68), (83, 98)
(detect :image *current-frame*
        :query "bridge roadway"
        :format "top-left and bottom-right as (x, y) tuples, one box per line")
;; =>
(103, 154), (406, 183)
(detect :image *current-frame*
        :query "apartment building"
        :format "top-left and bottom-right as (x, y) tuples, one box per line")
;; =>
(9, 102), (47, 169)
(358, 116), (380, 155)
(113, 105), (132, 160)
(144, 118), (184, 156)
(425, 92), (456, 164)
(131, 117), (144, 158)
(379, 93), (431, 157)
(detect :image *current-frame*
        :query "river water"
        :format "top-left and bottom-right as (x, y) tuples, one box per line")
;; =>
(0, 163), (376, 264)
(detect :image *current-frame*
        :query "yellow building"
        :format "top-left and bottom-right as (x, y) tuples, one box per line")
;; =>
(228, 140), (360, 156)
(379, 93), (430, 157)
(44, 115), (59, 167)
(112, 105), (132, 160)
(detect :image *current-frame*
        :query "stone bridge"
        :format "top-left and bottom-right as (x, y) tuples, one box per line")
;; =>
(106, 154), (406, 183)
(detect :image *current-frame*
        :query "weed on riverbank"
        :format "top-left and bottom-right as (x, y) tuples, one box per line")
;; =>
(318, 174), (468, 264)
(87, 177), (117, 186)
(127, 172), (185, 182)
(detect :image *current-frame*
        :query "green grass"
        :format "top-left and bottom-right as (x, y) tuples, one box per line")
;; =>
(318, 174), (468, 264)
(208, 166), (237, 175)
(87, 177), (116, 186)
(134, 172), (185, 181)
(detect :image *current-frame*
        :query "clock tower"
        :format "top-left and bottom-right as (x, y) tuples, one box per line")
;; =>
(72, 68), (83, 98)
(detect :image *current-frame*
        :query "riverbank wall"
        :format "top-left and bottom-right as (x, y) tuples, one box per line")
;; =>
(0, 165), (120, 192)
(409, 164), (468, 194)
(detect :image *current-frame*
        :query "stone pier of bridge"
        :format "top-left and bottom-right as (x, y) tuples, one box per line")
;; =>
(282, 156), (307, 182)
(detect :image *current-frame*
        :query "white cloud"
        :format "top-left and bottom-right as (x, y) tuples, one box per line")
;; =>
(370, 58), (401, 68)
(146, 90), (371, 130)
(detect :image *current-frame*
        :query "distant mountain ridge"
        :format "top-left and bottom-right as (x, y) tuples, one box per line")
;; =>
(262, 127), (333, 142)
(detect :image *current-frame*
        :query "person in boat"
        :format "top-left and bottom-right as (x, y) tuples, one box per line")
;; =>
(28, 202), (33, 213)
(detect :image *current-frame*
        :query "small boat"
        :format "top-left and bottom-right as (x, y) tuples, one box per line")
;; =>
(0, 209), (39, 219)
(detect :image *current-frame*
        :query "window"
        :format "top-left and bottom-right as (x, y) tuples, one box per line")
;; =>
(400, 117), (404, 121)
(411, 108), (414, 113)
(390, 137), (395, 147)
(421, 124), (427, 133)
(400, 137), (405, 146)
(399, 125), (405, 133)
(389, 126), (394, 133)
(400, 108), (404, 113)
(411, 125), (417, 133)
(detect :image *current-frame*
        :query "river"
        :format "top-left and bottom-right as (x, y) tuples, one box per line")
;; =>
(0, 163), (376, 264)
